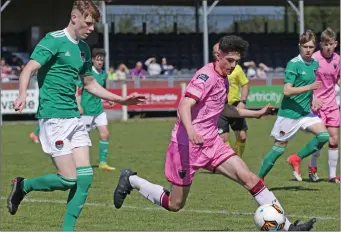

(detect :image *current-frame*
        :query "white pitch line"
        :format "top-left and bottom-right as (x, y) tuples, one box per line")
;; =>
(1, 197), (337, 221)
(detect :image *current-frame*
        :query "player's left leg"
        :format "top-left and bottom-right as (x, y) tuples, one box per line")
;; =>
(326, 126), (339, 183)
(232, 118), (248, 157)
(62, 119), (93, 231)
(29, 123), (40, 143)
(215, 155), (317, 231)
(94, 112), (115, 170)
(287, 114), (329, 181)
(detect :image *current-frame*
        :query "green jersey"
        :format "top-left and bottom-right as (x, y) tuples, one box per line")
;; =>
(278, 55), (319, 119)
(31, 29), (92, 119)
(77, 67), (106, 116)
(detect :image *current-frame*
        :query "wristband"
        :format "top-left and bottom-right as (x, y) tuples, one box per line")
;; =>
(241, 100), (247, 104)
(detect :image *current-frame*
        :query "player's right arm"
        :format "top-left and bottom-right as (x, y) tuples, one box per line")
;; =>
(283, 61), (320, 96)
(179, 73), (214, 145)
(14, 60), (42, 112)
(14, 34), (60, 112)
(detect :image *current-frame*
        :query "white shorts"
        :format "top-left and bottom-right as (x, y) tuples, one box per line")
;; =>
(81, 112), (108, 132)
(39, 117), (92, 157)
(271, 112), (323, 142)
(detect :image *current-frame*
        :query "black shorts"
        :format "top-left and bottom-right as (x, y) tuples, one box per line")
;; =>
(218, 101), (248, 135)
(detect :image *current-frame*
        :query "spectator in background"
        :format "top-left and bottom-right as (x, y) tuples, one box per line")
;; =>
(116, 63), (129, 80)
(145, 57), (161, 76)
(161, 57), (174, 75)
(1, 58), (13, 81)
(107, 65), (117, 80)
(256, 63), (270, 79)
(243, 61), (257, 79)
(131, 61), (146, 79)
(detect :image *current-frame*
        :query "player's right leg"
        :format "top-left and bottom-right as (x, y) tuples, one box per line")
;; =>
(215, 156), (317, 231)
(258, 116), (300, 180)
(7, 119), (78, 215)
(113, 142), (193, 212)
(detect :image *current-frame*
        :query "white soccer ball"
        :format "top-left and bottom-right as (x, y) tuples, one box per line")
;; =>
(254, 204), (286, 231)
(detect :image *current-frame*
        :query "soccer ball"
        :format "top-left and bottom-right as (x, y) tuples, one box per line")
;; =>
(254, 204), (286, 231)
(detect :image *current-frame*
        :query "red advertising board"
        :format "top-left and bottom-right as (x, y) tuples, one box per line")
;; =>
(103, 88), (183, 111)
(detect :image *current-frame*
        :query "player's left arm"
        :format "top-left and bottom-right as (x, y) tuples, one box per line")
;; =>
(222, 103), (274, 119)
(81, 75), (145, 105)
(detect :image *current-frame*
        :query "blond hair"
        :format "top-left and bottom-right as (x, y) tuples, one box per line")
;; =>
(321, 28), (336, 42)
(299, 30), (316, 45)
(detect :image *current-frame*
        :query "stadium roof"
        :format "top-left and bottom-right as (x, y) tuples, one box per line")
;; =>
(105, 0), (339, 7)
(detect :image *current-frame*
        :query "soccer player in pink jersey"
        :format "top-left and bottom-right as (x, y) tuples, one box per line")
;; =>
(113, 36), (316, 231)
(308, 28), (340, 183)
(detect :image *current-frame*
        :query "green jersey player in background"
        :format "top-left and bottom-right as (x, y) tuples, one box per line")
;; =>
(257, 30), (329, 181)
(7, 1), (145, 230)
(76, 48), (115, 171)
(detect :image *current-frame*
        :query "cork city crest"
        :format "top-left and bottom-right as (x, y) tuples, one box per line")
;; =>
(80, 51), (85, 62)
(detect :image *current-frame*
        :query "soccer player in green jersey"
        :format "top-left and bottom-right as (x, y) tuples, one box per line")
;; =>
(258, 30), (329, 181)
(7, 1), (145, 230)
(76, 48), (115, 171)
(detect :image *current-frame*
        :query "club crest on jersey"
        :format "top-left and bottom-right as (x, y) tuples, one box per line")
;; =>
(197, 74), (209, 82)
(80, 51), (85, 62)
(55, 140), (64, 150)
(178, 170), (187, 179)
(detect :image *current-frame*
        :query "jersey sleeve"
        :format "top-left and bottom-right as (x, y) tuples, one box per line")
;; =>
(75, 78), (83, 88)
(79, 43), (93, 76)
(236, 66), (249, 86)
(30, 34), (59, 66)
(184, 73), (215, 102)
(284, 61), (297, 84)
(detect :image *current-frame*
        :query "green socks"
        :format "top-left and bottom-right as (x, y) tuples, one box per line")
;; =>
(21, 174), (76, 194)
(258, 145), (286, 178)
(298, 132), (329, 159)
(62, 166), (93, 231)
(33, 125), (40, 136)
(99, 140), (109, 163)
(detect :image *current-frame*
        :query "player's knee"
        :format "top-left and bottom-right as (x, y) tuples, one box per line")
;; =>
(59, 176), (77, 191)
(329, 135), (338, 147)
(237, 132), (247, 142)
(100, 130), (109, 140)
(316, 132), (330, 145)
(168, 199), (186, 212)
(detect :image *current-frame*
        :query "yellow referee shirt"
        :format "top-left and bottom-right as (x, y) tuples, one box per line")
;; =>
(227, 65), (249, 105)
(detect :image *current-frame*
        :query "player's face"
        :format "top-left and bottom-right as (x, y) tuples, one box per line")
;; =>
(72, 12), (95, 40)
(93, 55), (104, 70)
(320, 39), (338, 58)
(217, 51), (241, 76)
(299, 40), (315, 60)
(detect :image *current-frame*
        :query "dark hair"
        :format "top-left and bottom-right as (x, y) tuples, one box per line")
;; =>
(218, 35), (249, 57)
(92, 48), (106, 58)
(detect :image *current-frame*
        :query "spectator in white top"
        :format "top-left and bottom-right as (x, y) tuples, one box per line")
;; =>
(145, 57), (161, 76)
(115, 64), (129, 80)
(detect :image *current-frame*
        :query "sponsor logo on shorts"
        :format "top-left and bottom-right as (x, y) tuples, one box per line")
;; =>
(178, 169), (187, 179)
(218, 128), (223, 134)
(279, 130), (285, 136)
(55, 140), (64, 150)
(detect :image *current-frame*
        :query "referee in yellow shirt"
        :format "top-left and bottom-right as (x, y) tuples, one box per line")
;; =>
(213, 43), (249, 157)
